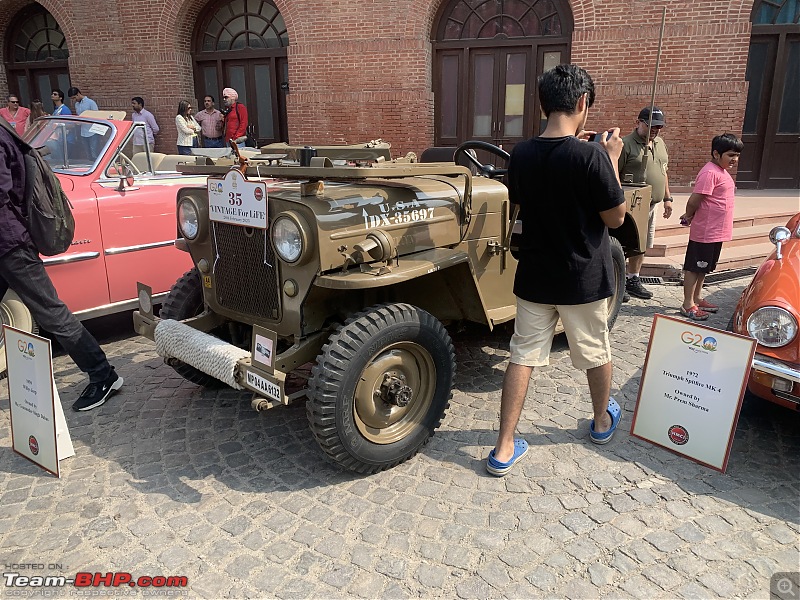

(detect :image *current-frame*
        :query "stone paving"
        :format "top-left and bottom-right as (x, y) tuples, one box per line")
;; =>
(1, 277), (798, 599)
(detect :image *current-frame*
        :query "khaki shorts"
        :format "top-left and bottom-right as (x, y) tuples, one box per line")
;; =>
(509, 298), (612, 370)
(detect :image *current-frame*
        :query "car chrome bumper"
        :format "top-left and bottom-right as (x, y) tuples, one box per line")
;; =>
(752, 354), (800, 384)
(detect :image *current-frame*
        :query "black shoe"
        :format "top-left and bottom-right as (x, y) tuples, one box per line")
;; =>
(72, 371), (123, 412)
(626, 276), (653, 300)
(622, 292), (630, 303)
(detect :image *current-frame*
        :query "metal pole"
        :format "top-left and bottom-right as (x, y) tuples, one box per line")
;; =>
(642, 6), (667, 177)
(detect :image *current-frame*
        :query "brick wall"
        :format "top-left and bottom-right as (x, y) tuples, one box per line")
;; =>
(0, 0), (753, 185)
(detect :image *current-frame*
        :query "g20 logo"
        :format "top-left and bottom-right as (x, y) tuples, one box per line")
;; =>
(681, 331), (717, 352)
(17, 340), (35, 357)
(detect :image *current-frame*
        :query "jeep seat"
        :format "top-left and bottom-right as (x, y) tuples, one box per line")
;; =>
(420, 147), (456, 163)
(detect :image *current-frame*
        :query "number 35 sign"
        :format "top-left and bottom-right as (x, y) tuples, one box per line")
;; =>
(208, 170), (268, 229)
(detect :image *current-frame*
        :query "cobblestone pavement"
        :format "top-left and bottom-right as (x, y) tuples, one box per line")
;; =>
(1, 277), (798, 599)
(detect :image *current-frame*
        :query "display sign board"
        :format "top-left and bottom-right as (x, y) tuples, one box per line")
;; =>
(207, 169), (268, 228)
(631, 315), (757, 472)
(251, 325), (278, 375)
(4, 326), (74, 477)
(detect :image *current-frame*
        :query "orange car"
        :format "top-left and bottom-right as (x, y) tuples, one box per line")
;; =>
(729, 212), (800, 410)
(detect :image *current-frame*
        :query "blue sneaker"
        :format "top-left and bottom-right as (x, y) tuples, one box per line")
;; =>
(486, 439), (529, 476)
(590, 397), (621, 445)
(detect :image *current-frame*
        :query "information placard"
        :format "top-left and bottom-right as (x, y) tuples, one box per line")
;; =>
(208, 169), (268, 229)
(631, 314), (757, 472)
(4, 326), (60, 476)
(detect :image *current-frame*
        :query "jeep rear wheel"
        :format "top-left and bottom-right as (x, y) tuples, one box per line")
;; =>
(607, 237), (626, 330)
(0, 292), (38, 380)
(159, 268), (224, 388)
(307, 303), (455, 474)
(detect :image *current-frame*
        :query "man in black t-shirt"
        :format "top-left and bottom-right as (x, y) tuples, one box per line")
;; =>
(486, 64), (627, 477)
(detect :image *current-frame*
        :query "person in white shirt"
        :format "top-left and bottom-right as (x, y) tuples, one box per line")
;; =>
(175, 100), (201, 155)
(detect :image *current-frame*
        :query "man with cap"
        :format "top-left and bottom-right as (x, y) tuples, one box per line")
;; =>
(618, 106), (673, 301)
(222, 88), (248, 148)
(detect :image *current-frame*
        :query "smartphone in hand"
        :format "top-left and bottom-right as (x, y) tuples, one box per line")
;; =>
(592, 130), (613, 143)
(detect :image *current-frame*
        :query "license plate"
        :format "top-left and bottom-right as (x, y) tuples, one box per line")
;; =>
(245, 369), (282, 402)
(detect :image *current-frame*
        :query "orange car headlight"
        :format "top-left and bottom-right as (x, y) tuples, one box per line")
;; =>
(747, 307), (798, 348)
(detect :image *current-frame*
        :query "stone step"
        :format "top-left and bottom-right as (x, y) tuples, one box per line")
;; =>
(654, 209), (798, 238)
(648, 223), (776, 257)
(643, 241), (776, 279)
(640, 190), (797, 280)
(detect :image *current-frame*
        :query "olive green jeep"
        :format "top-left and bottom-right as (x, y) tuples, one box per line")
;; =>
(133, 141), (651, 474)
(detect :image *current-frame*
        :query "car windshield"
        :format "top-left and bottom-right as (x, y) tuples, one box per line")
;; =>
(25, 118), (113, 175)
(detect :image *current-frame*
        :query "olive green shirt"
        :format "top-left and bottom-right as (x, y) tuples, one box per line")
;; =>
(619, 131), (669, 204)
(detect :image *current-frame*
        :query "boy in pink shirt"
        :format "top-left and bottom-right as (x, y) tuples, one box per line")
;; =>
(678, 133), (743, 320)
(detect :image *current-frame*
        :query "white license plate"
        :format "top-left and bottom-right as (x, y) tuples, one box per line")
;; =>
(245, 370), (282, 402)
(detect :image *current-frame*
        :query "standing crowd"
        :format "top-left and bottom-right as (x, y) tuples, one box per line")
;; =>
(0, 86), (250, 155)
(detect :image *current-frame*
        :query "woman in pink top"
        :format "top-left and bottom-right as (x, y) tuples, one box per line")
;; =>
(0, 94), (31, 135)
(678, 133), (744, 320)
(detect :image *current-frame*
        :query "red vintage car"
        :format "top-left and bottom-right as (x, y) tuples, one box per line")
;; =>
(729, 212), (800, 410)
(1, 112), (200, 374)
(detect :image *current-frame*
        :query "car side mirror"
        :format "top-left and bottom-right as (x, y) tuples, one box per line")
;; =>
(768, 226), (791, 260)
(116, 167), (136, 192)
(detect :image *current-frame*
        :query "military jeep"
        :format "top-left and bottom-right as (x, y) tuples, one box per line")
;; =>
(133, 141), (650, 474)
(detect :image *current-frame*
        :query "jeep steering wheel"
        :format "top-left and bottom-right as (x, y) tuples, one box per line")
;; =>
(454, 141), (510, 179)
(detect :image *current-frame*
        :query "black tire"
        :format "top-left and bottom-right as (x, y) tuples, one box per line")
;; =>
(607, 237), (625, 331)
(158, 268), (224, 388)
(306, 303), (455, 474)
(0, 291), (39, 380)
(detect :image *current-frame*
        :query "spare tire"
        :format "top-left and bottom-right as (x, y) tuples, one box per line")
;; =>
(0, 291), (38, 380)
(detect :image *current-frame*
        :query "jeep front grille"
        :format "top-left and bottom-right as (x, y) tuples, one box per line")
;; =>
(211, 222), (281, 320)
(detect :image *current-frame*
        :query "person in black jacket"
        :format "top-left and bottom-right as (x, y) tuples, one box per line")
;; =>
(0, 124), (122, 411)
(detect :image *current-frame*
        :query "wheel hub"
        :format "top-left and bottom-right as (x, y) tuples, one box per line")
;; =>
(378, 372), (413, 407)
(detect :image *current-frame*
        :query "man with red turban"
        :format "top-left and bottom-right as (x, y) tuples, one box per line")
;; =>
(222, 87), (248, 148)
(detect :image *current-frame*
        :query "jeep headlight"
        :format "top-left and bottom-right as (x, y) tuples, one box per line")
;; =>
(178, 198), (200, 240)
(272, 212), (312, 265)
(747, 307), (797, 348)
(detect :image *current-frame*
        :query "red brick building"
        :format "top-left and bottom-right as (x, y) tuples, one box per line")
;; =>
(1, 0), (798, 187)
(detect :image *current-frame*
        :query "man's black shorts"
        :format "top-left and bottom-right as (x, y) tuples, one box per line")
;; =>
(683, 240), (723, 273)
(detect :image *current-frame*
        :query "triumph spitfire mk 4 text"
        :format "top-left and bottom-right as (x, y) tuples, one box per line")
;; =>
(728, 212), (800, 411)
(0, 110), (205, 375)
(133, 141), (652, 474)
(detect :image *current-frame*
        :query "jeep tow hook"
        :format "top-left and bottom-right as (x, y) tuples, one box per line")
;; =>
(377, 373), (413, 407)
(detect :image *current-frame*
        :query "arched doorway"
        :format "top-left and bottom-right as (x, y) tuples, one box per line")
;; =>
(738, 0), (799, 189)
(432, 0), (572, 152)
(193, 0), (289, 146)
(4, 3), (71, 113)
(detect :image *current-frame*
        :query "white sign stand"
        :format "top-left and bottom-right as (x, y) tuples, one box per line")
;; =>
(54, 382), (74, 460)
(631, 315), (757, 472)
(3, 325), (74, 477)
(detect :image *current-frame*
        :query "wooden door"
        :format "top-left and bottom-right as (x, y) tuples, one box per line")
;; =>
(762, 35), (799, 188)
(740, 16), (800, 189)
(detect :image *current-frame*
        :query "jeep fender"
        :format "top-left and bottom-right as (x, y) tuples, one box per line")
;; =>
(314, 248), (491, 326)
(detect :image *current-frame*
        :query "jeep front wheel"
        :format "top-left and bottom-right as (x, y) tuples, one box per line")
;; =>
(306, 303), (455, 474)
(159, 268), (224, 388)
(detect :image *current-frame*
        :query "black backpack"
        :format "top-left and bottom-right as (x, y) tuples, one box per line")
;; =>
(0, 118), (75, 256)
